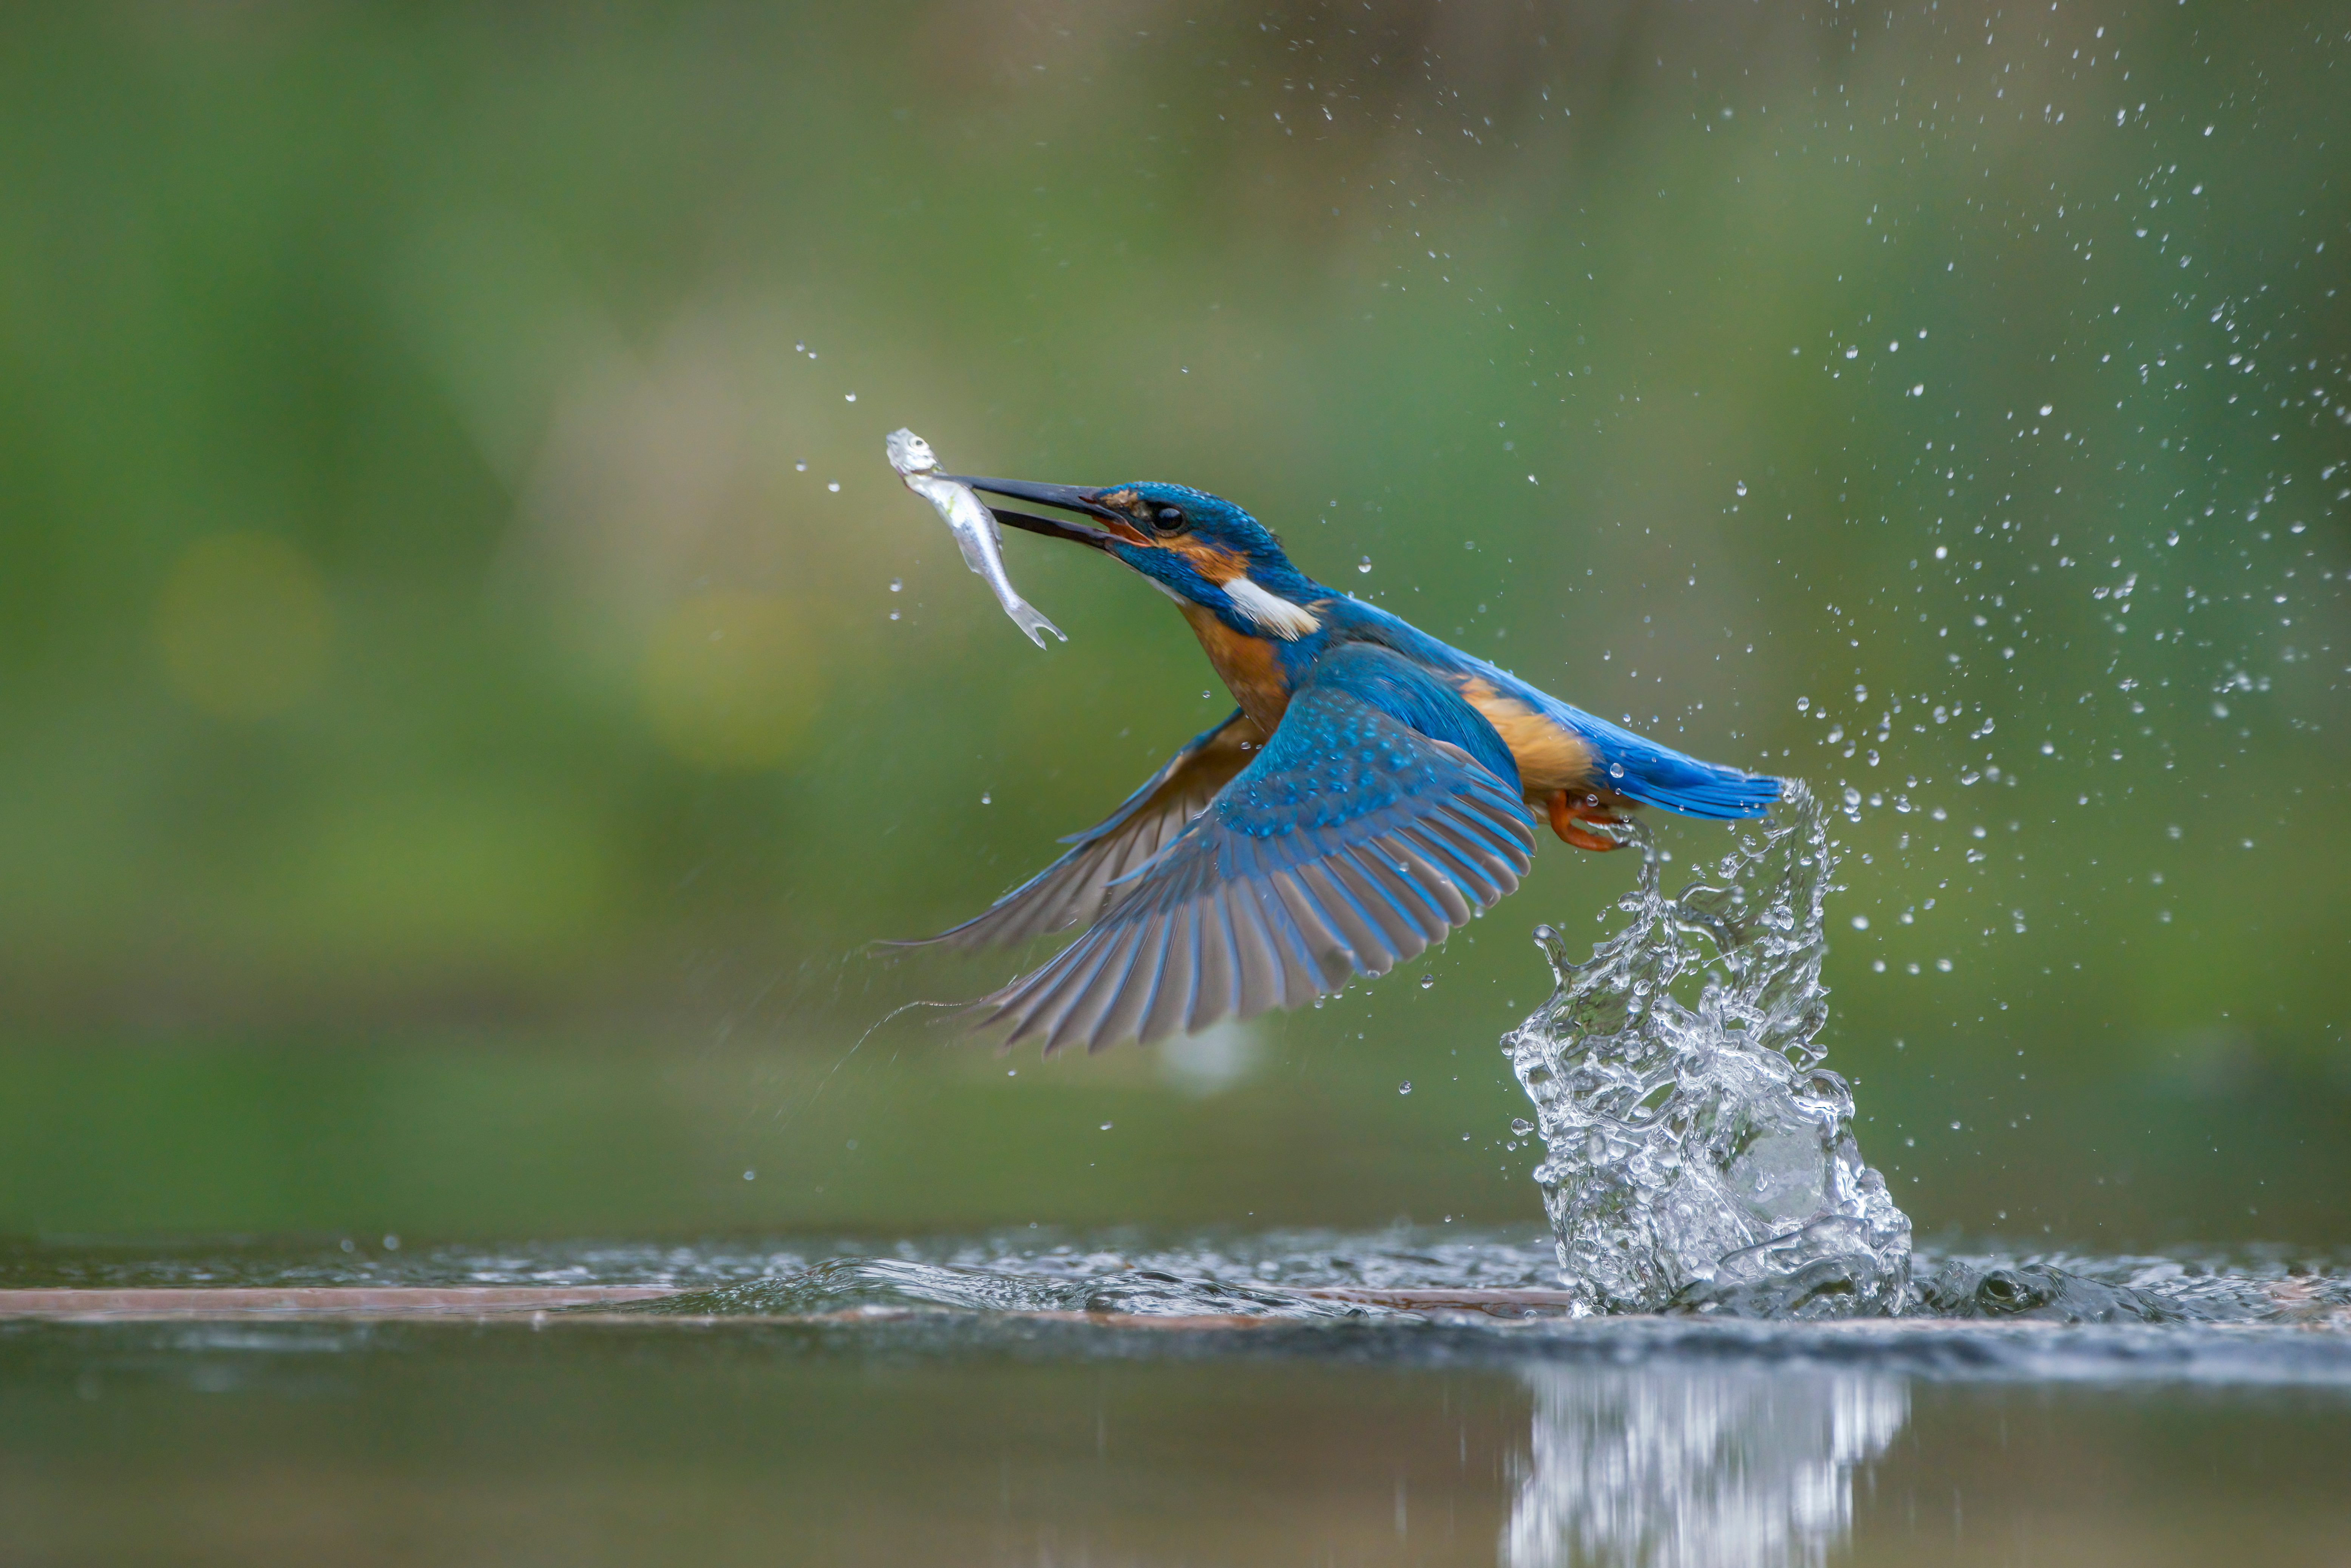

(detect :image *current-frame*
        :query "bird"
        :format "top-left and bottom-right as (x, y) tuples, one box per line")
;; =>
(900, 475), (1780, 1054)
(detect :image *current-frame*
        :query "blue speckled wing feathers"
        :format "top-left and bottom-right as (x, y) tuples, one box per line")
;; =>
(972, 646), (1537, 1052)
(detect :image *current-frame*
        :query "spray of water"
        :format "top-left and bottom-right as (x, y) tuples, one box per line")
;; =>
(1506, 780), (1912, 1316)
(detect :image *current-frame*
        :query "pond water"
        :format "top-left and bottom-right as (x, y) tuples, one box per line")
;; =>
(5, 1230), (2348, 1566)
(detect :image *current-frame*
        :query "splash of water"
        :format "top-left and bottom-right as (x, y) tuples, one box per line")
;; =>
(1506, 780), (1912, 1316)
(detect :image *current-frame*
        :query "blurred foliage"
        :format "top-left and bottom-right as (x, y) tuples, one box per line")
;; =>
(0, 0), (2344, 1241)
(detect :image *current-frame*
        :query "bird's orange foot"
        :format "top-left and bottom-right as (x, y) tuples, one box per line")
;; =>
(1547, 790), (1628, 852)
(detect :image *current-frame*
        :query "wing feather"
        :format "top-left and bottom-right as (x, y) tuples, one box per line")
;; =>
(895, 709), (1267, 950)
(967, 649), (1538, 1053)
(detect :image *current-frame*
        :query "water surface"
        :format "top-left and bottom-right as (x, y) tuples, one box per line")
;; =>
(6, 1230), (2347, 1566)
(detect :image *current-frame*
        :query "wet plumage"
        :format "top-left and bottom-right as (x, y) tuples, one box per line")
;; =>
(901, 476), (1779, 1053)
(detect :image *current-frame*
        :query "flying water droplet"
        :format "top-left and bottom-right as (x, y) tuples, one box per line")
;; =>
(888, 579), (902, 593)
(1420, 973), (1436, 990)
(1398, 1081), (1413, 1095)
(1358, 556), (1373, 573)
(1510, 1118), (1534, 1136)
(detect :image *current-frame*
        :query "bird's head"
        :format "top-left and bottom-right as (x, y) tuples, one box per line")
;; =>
(950, 475), (1325, 640)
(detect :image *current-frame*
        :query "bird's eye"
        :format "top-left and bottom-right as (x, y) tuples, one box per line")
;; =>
(1154, 506), (1188, 533)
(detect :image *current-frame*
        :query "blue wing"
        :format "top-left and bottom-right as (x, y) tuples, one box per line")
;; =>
(894, 709), (1269, 950)
(971, 645), (1537, 1053)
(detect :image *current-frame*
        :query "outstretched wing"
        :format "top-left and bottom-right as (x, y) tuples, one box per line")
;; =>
(970, 651), (1537, 1054)
(896, 709), (1268, 950)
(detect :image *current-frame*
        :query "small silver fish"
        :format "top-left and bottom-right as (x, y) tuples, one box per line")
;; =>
(885, 428), (1066, 649)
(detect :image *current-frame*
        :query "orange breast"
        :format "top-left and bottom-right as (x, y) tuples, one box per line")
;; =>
(1178, 602), (1292, 732)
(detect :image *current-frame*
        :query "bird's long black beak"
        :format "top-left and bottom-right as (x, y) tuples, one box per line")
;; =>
(946, 477), (1140, 550)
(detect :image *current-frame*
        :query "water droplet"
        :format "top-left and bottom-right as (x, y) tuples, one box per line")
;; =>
(1420, 973), (1435, 990)
(382, 1234), (400, 1250)
(845, 392), (857, 402)
(1358, 555), (1373, 573)
(1734, 480), (1747, 496)
(1608, 763), (1625, 778)
(888, 579), (902, 593)
(743, 1169), (757, 1181)
(1851, 915), (1870, 930)
(1949, 1121), (1962, 1131)
(1510, 1118), (1534, 1136)
(827, 481), (841, 493)
(2039, 404), (2053, 416)
(1935, 957), (1953, 972)
(1397, 1081), (1413, 1095)
(980, 792), (991, 805)
(794, 460), (808, 473)
(1100, 1122), (1114, 1131)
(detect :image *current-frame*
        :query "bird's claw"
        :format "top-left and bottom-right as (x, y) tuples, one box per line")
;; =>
(1548, 789), (1628, 852)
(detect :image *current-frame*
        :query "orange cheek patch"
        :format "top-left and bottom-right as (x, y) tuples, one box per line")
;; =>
(1167, 538), (1248, 583)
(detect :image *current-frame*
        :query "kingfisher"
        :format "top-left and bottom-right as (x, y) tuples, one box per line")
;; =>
(904, 476), (1779, 1054)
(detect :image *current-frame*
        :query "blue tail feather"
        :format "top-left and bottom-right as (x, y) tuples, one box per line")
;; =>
(1558, 707), (1780, 820)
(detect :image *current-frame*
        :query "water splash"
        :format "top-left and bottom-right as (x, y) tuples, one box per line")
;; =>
(1506, 780), (1912, 1316)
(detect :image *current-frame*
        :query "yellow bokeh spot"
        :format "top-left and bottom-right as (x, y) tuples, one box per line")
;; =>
(154, 533), (335, 719)
(640, 593), (824, 770)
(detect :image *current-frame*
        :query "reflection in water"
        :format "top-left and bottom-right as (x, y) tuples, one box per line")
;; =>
(1504, 1366), (1907, 1568)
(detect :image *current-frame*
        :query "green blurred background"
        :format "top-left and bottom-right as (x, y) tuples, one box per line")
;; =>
(0, 0), (2343, 1250)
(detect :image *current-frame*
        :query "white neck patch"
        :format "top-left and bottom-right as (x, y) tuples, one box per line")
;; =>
(1223, 576), (1321, 640)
